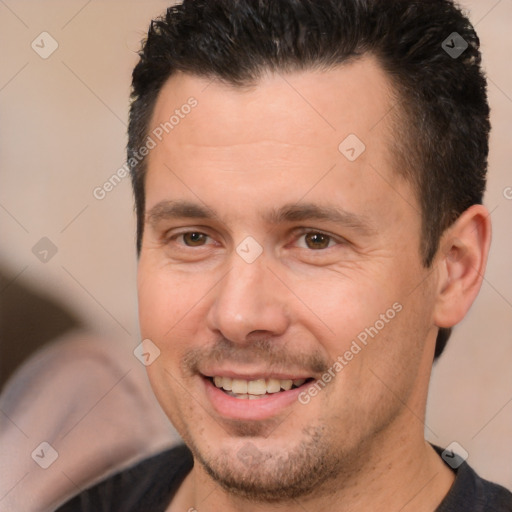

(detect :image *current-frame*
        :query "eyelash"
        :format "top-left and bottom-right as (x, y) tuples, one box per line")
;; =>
(167, 228), (343, 251)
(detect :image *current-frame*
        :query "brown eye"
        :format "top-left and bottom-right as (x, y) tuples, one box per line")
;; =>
(182, 232), (208, 246)
(304, 232), (332, 250)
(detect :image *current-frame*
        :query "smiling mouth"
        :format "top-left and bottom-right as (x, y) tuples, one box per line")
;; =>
(208, 376), (314, 399)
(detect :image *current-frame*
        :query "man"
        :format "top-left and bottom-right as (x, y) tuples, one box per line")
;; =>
(58, 0), (512, 510)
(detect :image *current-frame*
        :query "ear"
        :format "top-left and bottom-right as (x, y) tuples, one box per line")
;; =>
(433, 204), (492, 329)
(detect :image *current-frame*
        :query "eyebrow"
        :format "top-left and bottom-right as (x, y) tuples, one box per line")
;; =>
(146, 199), (375, 235)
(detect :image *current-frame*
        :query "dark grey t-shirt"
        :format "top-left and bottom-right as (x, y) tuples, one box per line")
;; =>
(57, 444), (512, 512)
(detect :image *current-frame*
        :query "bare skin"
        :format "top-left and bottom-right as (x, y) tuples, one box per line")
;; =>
(136, 56), (491, 511)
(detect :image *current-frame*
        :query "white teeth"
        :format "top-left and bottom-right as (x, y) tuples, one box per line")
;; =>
(214, 376), (233, 390)
(231, 379), (248, 394)
(247, 379), (267, 395)
(280, 379), (293, 391)
(212, 376), (308, 397)
(266, 378), (281, 394)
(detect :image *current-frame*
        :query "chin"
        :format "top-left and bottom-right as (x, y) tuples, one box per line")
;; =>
(186, 424), (344, 503)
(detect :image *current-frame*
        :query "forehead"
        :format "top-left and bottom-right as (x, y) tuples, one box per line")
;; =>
(149, 56), (396, 155)
(143, 56), (415, 234)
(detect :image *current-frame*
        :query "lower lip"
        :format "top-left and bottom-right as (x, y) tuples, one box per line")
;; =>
(203, 377), (307, 421)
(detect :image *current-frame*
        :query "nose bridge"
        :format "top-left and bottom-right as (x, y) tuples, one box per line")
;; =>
(207, 252), (289, 342)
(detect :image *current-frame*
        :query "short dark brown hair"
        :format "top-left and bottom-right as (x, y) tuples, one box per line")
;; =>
(128, 0), (490, 359)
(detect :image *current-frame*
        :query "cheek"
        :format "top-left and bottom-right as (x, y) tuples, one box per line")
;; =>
(137, 264), (202, 419)
(137, 261), (194, 338)
(290, 262), (430, 409)
(289, 270), (402, 350)
(137, 260), (217, 377)
(138, 272), (169, 339)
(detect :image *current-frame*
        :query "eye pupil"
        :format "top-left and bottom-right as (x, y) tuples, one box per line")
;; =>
(183, 232), (206, 246)
(305, 233), (330, 250)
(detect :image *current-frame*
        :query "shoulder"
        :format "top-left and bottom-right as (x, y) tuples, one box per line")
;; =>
(56, 444), (193, 512)
(435, 449), (512, 512)
(466, 469), (512, 511)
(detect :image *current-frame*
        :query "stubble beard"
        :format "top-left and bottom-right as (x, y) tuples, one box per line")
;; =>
(185, 422), (361, 504)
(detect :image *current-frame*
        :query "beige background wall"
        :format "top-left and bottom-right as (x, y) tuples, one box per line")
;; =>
(1, 0), (511, 490)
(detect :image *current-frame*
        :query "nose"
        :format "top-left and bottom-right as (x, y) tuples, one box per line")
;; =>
(206, 253), (290, 345)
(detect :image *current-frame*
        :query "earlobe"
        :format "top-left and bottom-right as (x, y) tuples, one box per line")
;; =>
(433, 204), (492, 328)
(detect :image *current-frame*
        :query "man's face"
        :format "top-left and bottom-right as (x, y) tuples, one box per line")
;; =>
(138, 58), (439, 499)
